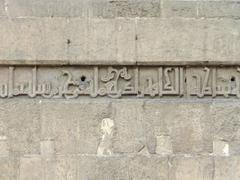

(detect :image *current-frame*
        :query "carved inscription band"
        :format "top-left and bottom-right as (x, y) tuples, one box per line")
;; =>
(0, 66), (240, 99)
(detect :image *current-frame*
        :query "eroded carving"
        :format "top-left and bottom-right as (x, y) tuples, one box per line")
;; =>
(97, 118), (115, 156)
(0, 66), (239, 98)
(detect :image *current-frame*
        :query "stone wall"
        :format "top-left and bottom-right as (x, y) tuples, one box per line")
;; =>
(0, 0), (240, 180)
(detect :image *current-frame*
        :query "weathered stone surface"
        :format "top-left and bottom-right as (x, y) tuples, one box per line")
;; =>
(111, 101), (144, 154)
(79, 155), (129, 179)
(0, 17), (239, 64)
(0, 18), (136, 64)
(199, 1), (240, 19)
(0, 136), (9, 157)
(204, 19), (240, 62)
(40, 100), (111, 154)
(211, 102), (240, 142)
(87, 18), (136, 64)
(0, 157), (15, 180)
(214, 156), (240, 180)
(128, 155), (169, 180)
(19, 155), (43, 180)
(169, 156), (213, 180)
(213, 140), (229, 157)
(143, 102), (213, 154)
(91, 0), (160, 18)
(161, 0), (198, 18)
(0, 99), (40, 155)
(6, 0), (160, 18)
(54, 156), (78, 180)
(0, 0), (5, 17)
(137, 18), (205, 62)
(0, 0), (240, 179)
(7, 0), (88, 17)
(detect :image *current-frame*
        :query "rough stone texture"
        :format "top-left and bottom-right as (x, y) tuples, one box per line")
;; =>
(1, 0), (240, 179)
(143, 102), (213, 154)
(198, 1), (240, 19)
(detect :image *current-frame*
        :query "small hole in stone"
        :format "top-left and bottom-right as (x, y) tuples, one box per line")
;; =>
(67, 39), (71, 45)
(135, 35), (138, 40)
(231, 76), (235, 82)
(81, 76), (86, 82)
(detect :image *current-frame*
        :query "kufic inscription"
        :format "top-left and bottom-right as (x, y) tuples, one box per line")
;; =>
(0, 66), (239, 98)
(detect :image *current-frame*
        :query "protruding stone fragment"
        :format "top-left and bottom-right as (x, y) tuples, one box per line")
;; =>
(40, 139), (55, 158)
(156, 135), (173, 155)
(213, 140), (229, 157)
(97, 118), (115, 156)
(0, 136), (8, 157)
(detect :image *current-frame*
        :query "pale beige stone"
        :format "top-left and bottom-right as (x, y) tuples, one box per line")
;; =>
(210, 102), (240, 141)
(19, 155), (43, 180)
(214, 156), (240, 180)
(143, 102), (213, 154)
(199, 1), (240, 18)
(78, 156), (129, 180)
(0, 136), (8, 157)
(205, 19), (240, 62)
(54, 156), (77, 180)
(97, 118), (115, 156)
(87, 18), (136, 64)
(0, 99), (41, 155)
(128, 155), (169, 180)
(162, 0), (198, 18)
(156, 135), (173, 155)
(213, 140), (229, 156)
(169, 156), (213, 180)
(0, 158), (15, 180)
(40, 100), (111, 154)
(90, 0), (160, 18)
(137, 18), (205, 62)
(40, 139), (55, 157)
(111, 101), (144, 154)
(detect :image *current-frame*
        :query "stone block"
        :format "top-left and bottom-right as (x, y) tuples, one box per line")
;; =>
(162, 0), (198, 18)
(78, 156), (129, 180)
(204, 19), (240, 61)
(169, 156), (213, 180)
(0, 18), (136, 64)
(128, 155), (169, 180)
(111, 101), (144, 154)
(19, 155), (43, 180)
(7, 0), (88, 17)
(54, 156), (78, 180)
(7, 0), (160, 18)
(229, 140), (240, 156)
(136, 18), (205, 62)
(90, 0), (160, 18)
(40, 100), (111, 154)
(210, 102), (240, 141)
(199, 1), (240, 18)
(0, 158), (15, 180)
(0, 99), (41, 155)
(0, 18), (69, 61)
(143, 102), (213, 154)
(87, 18), (136, 64)
(214, 156), (240, 180)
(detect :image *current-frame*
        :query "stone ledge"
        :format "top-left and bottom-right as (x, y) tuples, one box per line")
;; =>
(0, 60), (240, 66)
